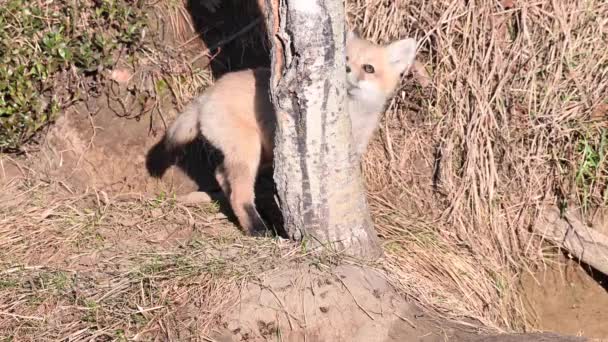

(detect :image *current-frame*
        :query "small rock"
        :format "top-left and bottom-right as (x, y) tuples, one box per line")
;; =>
(109, 68), (133, 84)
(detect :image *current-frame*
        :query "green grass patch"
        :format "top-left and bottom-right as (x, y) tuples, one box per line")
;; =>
(575, 128), (608, 213)
(0, 0), (147, 151)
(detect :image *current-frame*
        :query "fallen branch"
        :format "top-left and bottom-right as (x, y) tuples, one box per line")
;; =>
(539, 208), (608, 276)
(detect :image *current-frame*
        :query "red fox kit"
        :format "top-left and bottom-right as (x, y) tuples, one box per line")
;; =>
(165, 31), (417, 235)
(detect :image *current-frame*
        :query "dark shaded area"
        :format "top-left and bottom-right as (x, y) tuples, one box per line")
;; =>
(432, 143), (442, 191)
(146, 137), (221, 192)
(581, 264), (608, 292)
(254, 166), (285, 237)
(185, 0), (269, 78)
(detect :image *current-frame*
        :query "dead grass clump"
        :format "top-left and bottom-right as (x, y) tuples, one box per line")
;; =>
(349, 0), (608, 331)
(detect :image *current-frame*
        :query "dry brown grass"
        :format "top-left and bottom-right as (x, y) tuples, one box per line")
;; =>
(349, 0), (608, 332)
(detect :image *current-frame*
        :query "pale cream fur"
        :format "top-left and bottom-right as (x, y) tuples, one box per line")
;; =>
(165, 32), (417, 234)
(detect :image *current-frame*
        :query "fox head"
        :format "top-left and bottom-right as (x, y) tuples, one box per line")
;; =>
(345, 31), (417, 110)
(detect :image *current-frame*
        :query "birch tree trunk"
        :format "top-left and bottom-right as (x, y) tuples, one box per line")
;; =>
(264, 0), (382, 258)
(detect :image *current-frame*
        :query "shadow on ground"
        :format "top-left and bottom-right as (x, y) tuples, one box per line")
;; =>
(185, 0), (269, 78)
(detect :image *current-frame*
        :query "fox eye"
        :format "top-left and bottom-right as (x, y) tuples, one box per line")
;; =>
(362, 64), (375, 74)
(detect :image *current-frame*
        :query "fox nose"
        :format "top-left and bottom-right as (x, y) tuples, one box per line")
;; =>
(346, 65), (351, 73)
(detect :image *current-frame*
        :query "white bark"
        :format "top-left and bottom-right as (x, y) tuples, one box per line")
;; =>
(265, 0), (381, 258)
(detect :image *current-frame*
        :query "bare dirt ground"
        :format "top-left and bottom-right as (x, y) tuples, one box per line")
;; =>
(521, 256), (608, 340)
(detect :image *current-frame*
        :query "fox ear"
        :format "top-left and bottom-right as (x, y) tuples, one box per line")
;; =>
(387, 38), (417, 73)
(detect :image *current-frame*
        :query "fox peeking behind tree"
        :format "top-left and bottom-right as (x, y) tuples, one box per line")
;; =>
(164, 31), (418, 235)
